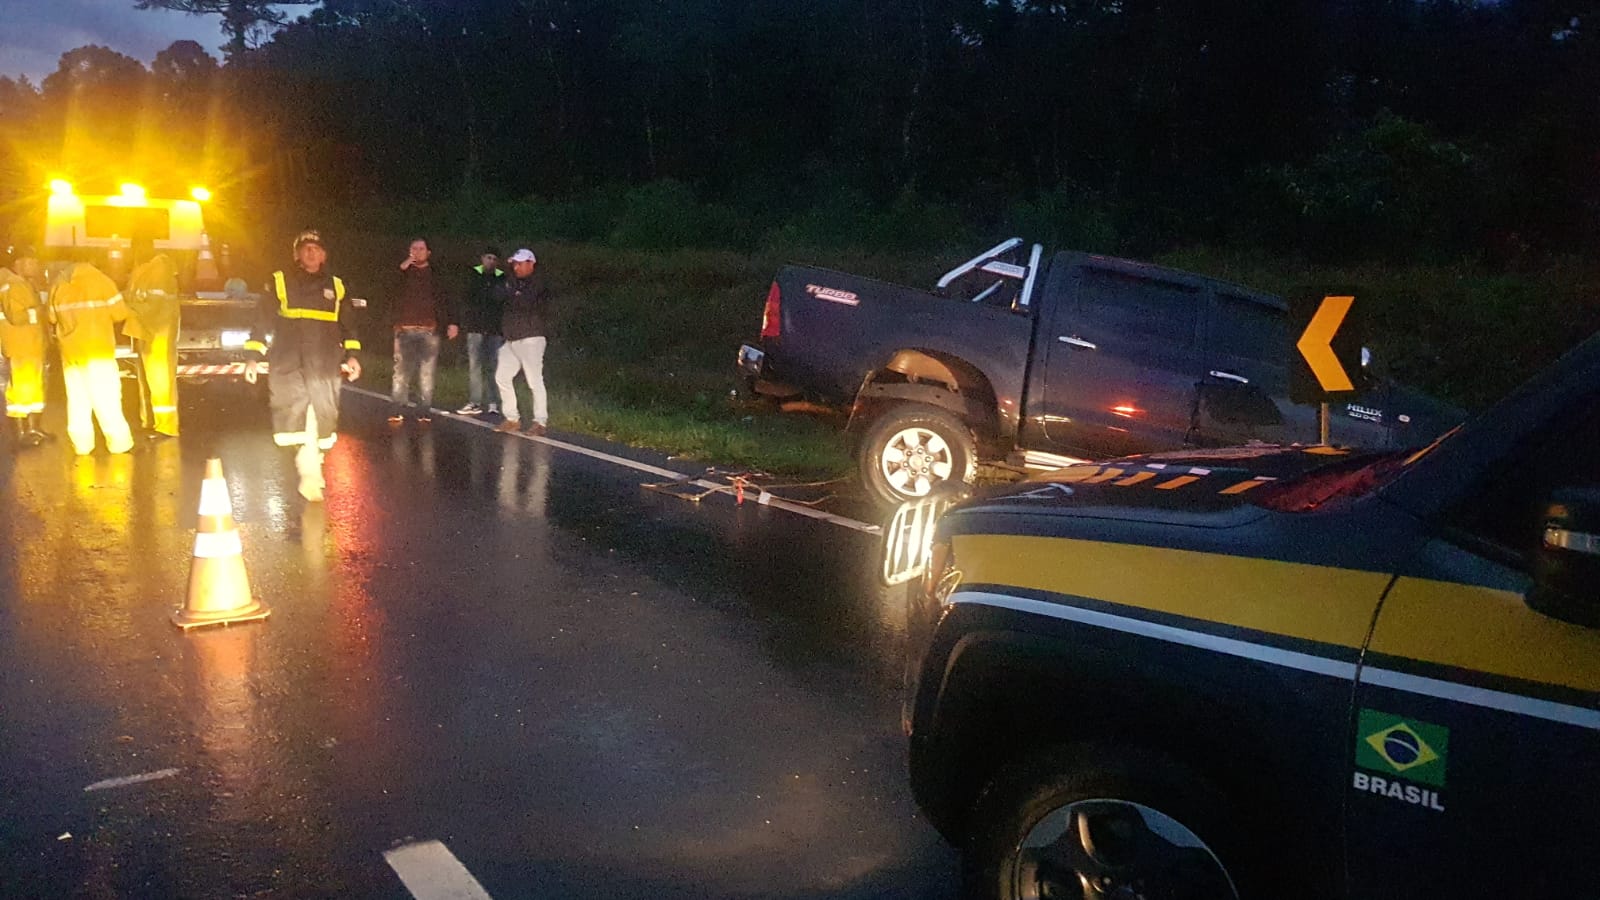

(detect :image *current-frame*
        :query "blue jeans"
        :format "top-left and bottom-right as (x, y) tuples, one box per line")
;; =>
(466, 332), (503, 407)
(391, 328), (440, 410)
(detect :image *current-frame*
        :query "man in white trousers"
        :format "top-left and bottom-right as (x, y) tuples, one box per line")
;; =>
(492, 248), (551, 436)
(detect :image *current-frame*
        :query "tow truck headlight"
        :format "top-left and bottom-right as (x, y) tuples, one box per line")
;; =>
(220, 330), (250, 348)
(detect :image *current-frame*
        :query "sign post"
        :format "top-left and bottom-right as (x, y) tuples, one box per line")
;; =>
(1291, 293), (1367, 444)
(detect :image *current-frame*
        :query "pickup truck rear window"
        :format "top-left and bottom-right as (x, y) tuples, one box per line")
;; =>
(1077, 268), (1199, 346)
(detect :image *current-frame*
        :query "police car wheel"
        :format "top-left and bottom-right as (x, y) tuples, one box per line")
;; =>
(965, 746), (1241, 900)
(859, 403), (977, 508)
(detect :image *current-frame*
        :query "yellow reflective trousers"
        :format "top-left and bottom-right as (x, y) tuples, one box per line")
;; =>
(51, 264), (133, 455)
(0, 268), (47, 419)
(125, 256), (181, 436)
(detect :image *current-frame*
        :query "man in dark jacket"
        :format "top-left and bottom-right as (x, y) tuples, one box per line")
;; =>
(455, 246), (503, 416)
(388, 237), (458, 424)
(244, 230), (362, 502)
(492, 248), (551, 436)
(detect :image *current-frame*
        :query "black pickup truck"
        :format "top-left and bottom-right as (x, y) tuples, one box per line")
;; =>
(738, 240), (1461, 506)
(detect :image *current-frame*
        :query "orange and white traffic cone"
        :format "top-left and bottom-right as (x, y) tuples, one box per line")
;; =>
(172, 458), (270, 630)
(194, 232), (221, 290)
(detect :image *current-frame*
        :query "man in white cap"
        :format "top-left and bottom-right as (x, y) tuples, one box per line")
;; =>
(493, 248), (550, 436)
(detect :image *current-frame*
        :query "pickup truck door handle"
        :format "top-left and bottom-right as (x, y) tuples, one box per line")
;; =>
(1058, 335), (1098, 350)
(1208, 370), (1250, 384)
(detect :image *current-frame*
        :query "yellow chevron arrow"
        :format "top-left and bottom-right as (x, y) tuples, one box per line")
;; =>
(1296, 295), (1355, 392)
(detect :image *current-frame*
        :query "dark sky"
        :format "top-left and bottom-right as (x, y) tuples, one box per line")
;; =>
(0, 0), (247, 82)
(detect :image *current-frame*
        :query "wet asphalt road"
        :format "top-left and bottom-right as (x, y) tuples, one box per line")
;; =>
(0, 384), (959, 898)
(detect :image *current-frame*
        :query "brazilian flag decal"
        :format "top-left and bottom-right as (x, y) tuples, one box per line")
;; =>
(1357, 709), (1449, 788)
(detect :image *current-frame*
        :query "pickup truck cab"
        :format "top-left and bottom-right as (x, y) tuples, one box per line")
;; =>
(903, 327), (1600, 898)
(740, 240), (1460, 506)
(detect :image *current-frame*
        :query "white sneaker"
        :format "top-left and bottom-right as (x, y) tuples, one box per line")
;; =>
(456, 402), (482, 415)
(487, 404), (500, 416)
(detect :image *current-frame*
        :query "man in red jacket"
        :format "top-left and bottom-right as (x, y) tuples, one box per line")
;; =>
(388, 237), (458, 425)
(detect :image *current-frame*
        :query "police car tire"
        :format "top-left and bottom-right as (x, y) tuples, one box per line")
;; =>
(858, 403), (978, 508)
(964, 744), (1246, 900)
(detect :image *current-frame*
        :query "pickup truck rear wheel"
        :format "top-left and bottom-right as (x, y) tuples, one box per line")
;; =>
(859, 403), (977, 507)
(965, 745), (1242, 900)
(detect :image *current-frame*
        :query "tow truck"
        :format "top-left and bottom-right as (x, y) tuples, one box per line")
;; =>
(41, 179), (260, 382)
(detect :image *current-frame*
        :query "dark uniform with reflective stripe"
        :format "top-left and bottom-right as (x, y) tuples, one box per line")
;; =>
(247, 267), (361, 448)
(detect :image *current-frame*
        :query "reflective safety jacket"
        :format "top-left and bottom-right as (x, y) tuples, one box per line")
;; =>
(123, 254), (181, 341)
(0, 266), (48, 361)
(49, 263), (126, 358)
(247, 266), (362, 362)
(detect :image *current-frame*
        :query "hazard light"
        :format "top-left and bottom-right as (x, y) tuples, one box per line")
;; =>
(119, 183), (146, 202)
(190, 186), (212, 202)
(50, 179), (74, 197)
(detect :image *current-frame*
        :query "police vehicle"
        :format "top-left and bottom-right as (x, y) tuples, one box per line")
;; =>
(904, 328), (1600, 898)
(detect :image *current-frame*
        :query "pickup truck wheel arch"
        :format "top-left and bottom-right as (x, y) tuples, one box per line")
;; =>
(857, 403), (978, 508)
(851, 351), (1003, 440)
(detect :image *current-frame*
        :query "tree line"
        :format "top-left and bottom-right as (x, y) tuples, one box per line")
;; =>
(1, 0), (1595, 263)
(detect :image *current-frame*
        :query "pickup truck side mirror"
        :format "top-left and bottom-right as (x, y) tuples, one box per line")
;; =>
(1528, 488), (1600, 628)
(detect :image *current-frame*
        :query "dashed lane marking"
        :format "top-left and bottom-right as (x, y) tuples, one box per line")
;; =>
(347, 388), (881, 534)
(83, 768), (180, 792)
(384, 840), (494, 900)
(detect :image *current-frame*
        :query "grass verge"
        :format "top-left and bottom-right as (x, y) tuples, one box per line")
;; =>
(364, 356), (850, 477)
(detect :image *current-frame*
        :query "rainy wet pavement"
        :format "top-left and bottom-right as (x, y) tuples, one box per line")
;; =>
(0, 384), (958, 898)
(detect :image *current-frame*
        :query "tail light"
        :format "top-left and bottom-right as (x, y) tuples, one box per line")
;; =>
(760, 282), (781, 339)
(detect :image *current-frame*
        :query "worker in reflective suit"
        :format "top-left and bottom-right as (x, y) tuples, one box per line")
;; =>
(0, 245), (52, 446)
(124, 240), (181, 438)
(49, 262), (134, 455)
(244, 230), (362, 502)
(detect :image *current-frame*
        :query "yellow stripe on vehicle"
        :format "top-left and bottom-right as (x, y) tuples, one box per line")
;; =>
(1372, 577), (1600, 693)
(1155, 475), (1201, 490)
(951, 534), (1387, 650)
(1084, 468), (1126, 484)
(1114, 471), (1158, 486)
(1220, 477), (1275, 495)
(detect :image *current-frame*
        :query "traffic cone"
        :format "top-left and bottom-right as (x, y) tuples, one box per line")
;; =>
(194, 232), (221, 290)
(172, 458), (270, 630)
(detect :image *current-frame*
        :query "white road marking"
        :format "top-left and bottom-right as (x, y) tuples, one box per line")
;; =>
(348, 388), (881, 534)
(83, 768), (180, 792)
(384, 840), (494, 900)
